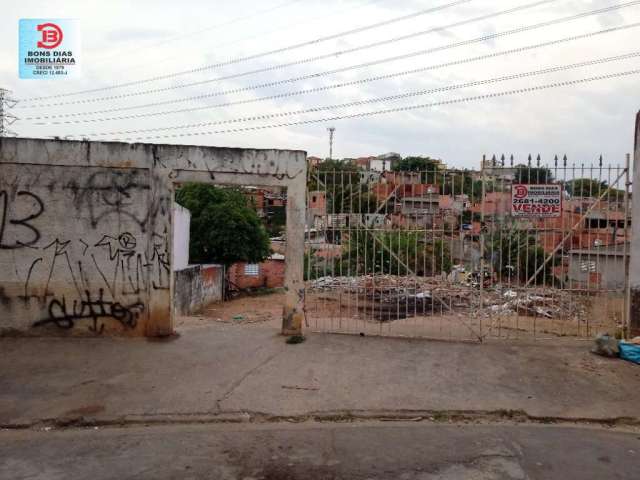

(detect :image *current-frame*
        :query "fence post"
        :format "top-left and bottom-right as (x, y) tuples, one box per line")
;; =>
(624, 153), (631, 338)
(629, 111), (640, 337)
(479, 157), (486, 339)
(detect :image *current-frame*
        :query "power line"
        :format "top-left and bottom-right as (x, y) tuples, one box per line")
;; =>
(18, 0), (553, 103)
(20, 0), (476, 102)
(17, 0), (638, 109)
(96, 0), (306, 63)
(98, 0), (471, 81)
(24, 22), (640, 124)
(19, 0), (561, 104)
(92, 69), (640, 142)
(116, 0), (388, 79)
(75, 52), (640, 137)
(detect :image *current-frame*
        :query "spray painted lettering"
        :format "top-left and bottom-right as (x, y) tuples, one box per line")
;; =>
(0, 190), (45, 249)
(33, 289), (144, 333)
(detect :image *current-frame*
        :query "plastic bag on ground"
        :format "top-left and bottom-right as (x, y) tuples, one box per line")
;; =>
(619, 342), (640, 365)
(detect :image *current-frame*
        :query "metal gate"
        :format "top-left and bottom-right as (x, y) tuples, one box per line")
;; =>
(304, 155), (631, 342)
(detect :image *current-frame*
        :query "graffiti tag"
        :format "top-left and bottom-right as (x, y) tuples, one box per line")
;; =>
(33, 289), (144, 333)
(0, 190), (45, 249)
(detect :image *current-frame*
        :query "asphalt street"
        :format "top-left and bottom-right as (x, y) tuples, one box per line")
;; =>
(2, 421), (639, 480)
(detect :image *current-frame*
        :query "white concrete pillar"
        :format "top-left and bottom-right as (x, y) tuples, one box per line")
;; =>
(629, 111), (640, 337)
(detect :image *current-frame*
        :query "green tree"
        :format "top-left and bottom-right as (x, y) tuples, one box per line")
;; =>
(308, 160), (378, 213)
(341, 229), (451, 276)
(440, 170), (491, 201)
(392, 156), (442, 184)
(487, 229), (557, 284)
(393, 163), (491, 201)
(461, 210), (482, 224)
(514, 165), (554, 184)
(175, 183), (271, 266)
(565, 178), (608, 198)
(354, 191), (380, 214)
(264, 205), (286, 237)
(304, 251), (342, 280)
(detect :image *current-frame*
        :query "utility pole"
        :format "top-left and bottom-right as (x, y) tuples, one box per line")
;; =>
(0, 88), (18, 137)
(630, 110), (640, 337)
(327, 126), (335, 160)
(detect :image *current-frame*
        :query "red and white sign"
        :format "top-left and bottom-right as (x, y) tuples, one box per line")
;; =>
(36, 23), (63, 49)
(511, 184), (562, 218)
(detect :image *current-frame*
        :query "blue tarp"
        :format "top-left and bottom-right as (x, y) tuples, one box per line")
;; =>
(619, 342), (640, 365)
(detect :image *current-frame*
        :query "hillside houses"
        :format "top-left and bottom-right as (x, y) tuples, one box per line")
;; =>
(304, 154), (631, 287)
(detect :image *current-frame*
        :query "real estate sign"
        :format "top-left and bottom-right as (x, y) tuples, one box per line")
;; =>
(511, 184), (562, 218)
(19, 19), (80, 79)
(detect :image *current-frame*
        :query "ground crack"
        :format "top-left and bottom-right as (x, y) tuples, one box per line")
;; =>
(215, 347), (284, 411)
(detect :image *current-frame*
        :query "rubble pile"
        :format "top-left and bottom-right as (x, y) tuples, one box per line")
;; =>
(359, 288), (434, 321)
(310, 275), (439, 321)
(483, 288), (589, 320)
(308, 276), (590, 322)
(311, 275), (432, 291)
(311, 276), (360, 290)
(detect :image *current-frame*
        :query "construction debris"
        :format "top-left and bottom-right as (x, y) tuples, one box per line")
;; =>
(591, 333), (619, 358)
(308, 275), (590, 322)
(483, 289), (589, 320)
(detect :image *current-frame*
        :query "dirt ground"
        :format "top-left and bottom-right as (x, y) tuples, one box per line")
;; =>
(305, 291), (623, 341)
(178, 289), (622, 343)
(175, 291), (286, 330)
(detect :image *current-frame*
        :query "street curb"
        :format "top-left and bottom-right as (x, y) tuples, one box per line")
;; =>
(3, 409), (640, 431)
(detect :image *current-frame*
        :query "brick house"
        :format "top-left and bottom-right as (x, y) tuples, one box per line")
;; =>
(228, 254), (285, 290)
(244, 187), (287, 218)
(308, 190), (326, 213)
(354, 156), (377, 169)
(308, 156), (323, 168)
(245, 188), (266, 217)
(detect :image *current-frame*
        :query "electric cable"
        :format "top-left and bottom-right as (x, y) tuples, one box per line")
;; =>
(19, 0), (560, 102)
(94, 69), (640, 142)
(23, 22), (640, 123)
(17, 1), (637, 108)
(73, 52), (640, 138)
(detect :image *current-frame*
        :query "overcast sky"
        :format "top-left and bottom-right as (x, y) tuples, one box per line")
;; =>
(1, 0), (639, 169)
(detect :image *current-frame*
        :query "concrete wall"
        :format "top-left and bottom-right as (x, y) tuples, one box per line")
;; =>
(568, 254), (626, 290)
(174, 264), (224, 315)
(0, 138), (307, 336)
(172, 204), (191, 271)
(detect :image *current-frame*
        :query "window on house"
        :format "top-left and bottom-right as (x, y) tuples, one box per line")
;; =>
(312, 195), (317, 202)
(580, 260), (596, 272)
(244, 264), (259, 276)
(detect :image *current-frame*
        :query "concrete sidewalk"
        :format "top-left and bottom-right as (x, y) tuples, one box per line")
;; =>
(1, 322), (639, 427)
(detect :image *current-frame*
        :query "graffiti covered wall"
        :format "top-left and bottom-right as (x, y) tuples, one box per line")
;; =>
(0, 159), (171, 336)
(0, 138), (306, 336)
